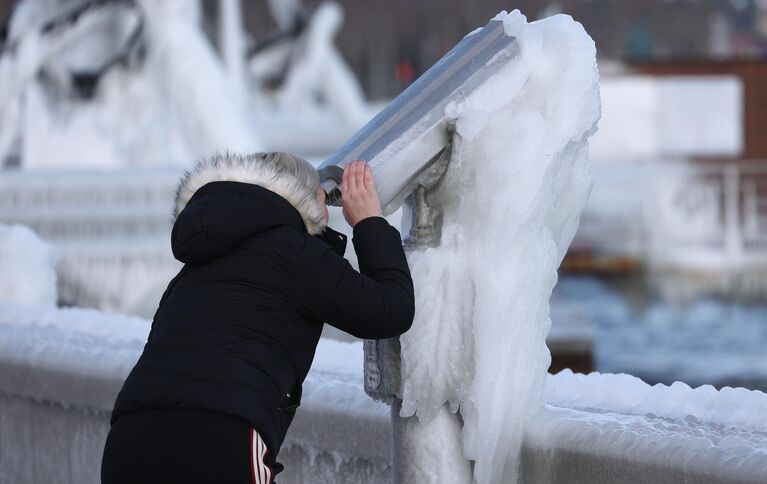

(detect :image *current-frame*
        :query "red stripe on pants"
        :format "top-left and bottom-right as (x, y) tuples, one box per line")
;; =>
(250, 428), (273, 483)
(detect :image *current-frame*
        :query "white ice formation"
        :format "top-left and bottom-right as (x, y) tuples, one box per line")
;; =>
(0, 0), (261, 169)
(0, 224), (57, 306)
(531, 370), (767, 482)
(398, 10), (600, 483)
(544, 370), (767, 434)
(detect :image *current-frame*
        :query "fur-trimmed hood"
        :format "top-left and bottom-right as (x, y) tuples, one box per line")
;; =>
(173, 153), (326, 236)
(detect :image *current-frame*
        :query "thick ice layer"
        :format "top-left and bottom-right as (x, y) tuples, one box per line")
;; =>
(530, 371), (767, 481)
(398, 10), (600, 483)
(545, 370), (767, 433)
(0, 224), (57, 306)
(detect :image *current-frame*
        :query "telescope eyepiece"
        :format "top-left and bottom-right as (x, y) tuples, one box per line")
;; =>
(317, 165), (345, 207)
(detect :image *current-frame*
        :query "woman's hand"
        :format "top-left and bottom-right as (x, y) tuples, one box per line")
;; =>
(341, 160), (382, 228)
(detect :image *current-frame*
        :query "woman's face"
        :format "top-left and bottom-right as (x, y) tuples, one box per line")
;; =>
(316, 188), (330, 225)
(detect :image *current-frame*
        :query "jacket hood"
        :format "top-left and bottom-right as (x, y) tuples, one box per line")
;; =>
(171, 181), (308, 264)
(173, 153), (327, 236)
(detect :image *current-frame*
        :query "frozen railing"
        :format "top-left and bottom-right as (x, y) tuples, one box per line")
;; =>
(647, 160), (767, 277)
(0, 168), (180, 241)
(0, 304), (764, 483)
(572, 160), (767, 276)
(0, 168), (182, 314)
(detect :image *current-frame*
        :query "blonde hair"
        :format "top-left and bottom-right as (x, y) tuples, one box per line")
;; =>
(174, 152), (326, 234)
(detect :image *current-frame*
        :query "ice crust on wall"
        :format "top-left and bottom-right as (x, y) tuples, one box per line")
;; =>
(398, 10), (600, 483)
(0, 225), (57, 306)
(545, 369), (767, 433)
(530, 370), (767, 480)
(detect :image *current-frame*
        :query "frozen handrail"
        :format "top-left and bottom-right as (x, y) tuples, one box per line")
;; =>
(317, 18), (519, 215)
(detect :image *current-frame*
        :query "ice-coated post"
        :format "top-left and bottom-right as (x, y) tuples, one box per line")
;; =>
(363, 180), (445, 405)
(317, 17), (520, 484)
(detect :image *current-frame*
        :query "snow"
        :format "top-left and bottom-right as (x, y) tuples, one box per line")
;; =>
(398, 10), (600, 483)
(0, 224), (57, 306)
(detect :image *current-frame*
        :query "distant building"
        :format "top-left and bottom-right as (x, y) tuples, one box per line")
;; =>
(238, 0), (767, 99)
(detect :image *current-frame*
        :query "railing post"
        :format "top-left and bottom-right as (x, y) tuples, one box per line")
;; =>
(723, 164), (743, 271)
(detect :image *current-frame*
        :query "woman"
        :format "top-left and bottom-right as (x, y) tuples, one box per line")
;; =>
(101, 153), (415, 483)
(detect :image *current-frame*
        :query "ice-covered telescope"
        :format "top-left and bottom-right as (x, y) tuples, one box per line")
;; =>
(317, 18), (519, 215)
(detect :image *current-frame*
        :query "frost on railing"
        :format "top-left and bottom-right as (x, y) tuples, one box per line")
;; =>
(0, 168), (182, 314)
(647, 161), (767, 276)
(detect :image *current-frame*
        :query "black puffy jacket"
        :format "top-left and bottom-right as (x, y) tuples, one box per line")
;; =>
(110, 180), (415, 472)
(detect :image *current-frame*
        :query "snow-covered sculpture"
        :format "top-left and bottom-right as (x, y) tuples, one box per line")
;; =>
(248, 1), (374, 155)
(0, 0), (261, 169)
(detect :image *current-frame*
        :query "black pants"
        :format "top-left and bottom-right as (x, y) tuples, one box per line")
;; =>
(101, 408), (272, 484)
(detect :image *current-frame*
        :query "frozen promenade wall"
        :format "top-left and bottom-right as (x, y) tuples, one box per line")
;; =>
(0, 304), (765, 484)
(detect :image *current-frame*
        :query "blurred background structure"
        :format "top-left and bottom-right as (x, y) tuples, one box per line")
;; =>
(1, 1), (766, 483)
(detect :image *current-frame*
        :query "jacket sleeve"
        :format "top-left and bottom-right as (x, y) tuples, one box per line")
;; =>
(295, 216), (415, 339)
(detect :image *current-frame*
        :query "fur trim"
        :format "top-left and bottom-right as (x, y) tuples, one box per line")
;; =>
(174, 153), (327, 235)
